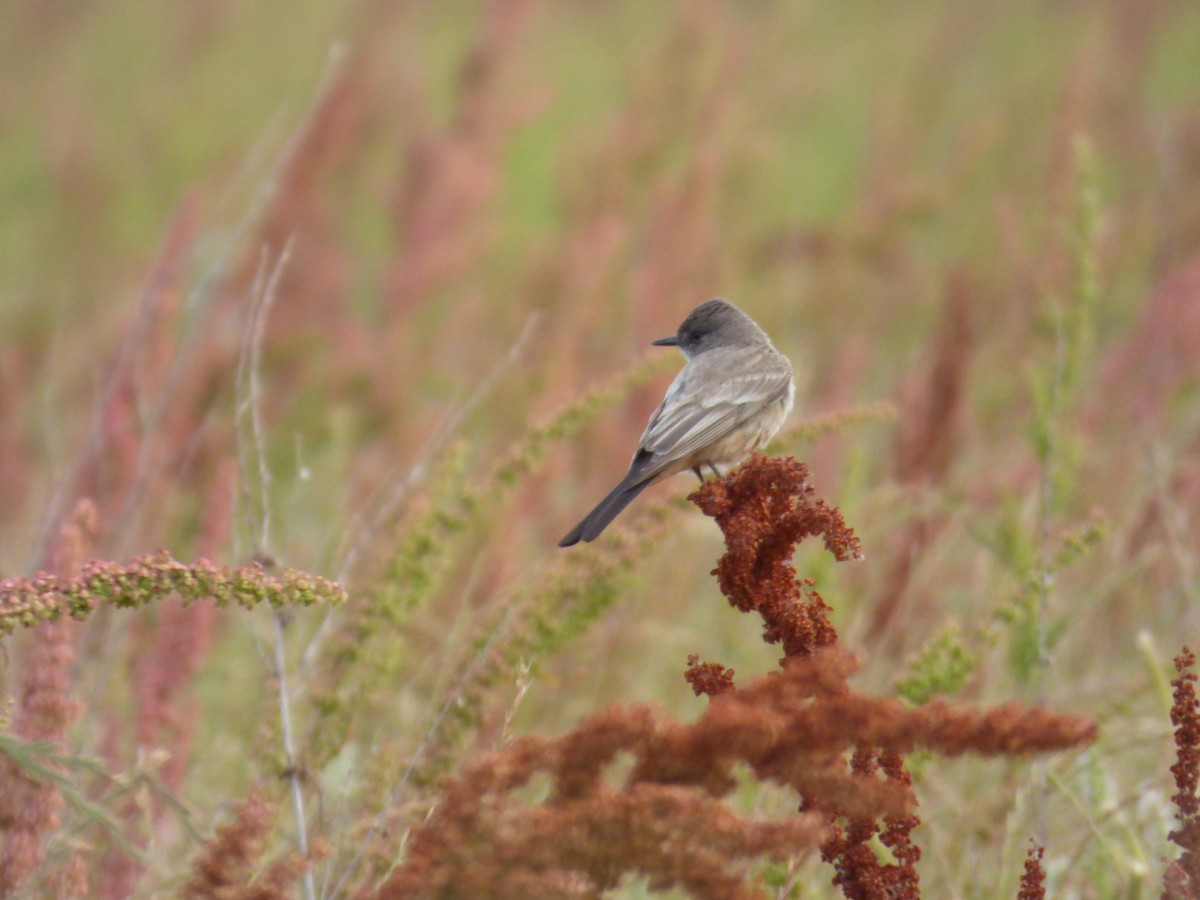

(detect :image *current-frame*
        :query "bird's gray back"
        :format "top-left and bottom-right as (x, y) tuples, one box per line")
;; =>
(630, 343), (793, 482)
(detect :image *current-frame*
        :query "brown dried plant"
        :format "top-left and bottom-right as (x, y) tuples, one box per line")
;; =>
(0, 498), (96, 895)
(377, 695), (832, 899)
(1166, 647), (1200, 898)
(97, 468), (237, 897)
(1018, 841), (1047, 900)
(690, 454), (861, 660)
(380, 455), (1096, 898)
(870, 273), (975, 645)
(386, 0), (538, 318)
(687, 454), (1095, 898)
(134, 460), (234, 795)
(180, 789), (309, 900)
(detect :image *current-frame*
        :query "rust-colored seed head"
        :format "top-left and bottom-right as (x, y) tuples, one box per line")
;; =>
(691, 454), (859, 658)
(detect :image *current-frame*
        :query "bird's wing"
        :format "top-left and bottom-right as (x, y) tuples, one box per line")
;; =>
(630, 351), (792, 483)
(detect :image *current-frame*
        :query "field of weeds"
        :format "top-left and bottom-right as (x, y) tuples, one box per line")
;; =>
(3, 2), (1200, 897)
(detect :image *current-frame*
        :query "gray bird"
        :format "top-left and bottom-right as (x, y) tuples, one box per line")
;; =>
(559, 298), (794, 547)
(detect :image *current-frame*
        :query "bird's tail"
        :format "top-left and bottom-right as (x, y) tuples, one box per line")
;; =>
(558, 476), (653, 547)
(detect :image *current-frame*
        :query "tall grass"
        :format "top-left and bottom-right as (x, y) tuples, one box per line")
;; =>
(3, 1), (1200, 896)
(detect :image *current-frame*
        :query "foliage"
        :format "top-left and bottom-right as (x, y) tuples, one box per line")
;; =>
(2, 1), (1200, 896)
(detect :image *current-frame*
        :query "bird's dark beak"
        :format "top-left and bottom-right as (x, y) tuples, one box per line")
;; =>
(651, 335), (679, 347)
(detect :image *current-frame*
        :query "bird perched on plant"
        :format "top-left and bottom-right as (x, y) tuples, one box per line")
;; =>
(559, 298), (794, 547)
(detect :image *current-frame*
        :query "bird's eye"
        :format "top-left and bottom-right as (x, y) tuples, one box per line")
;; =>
(687, 330), (702, 343)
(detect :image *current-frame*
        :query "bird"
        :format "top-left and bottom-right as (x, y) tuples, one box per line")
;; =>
(558, 298), (794, 547)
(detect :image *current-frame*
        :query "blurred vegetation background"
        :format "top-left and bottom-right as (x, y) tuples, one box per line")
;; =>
(3, 0), (1200, 895)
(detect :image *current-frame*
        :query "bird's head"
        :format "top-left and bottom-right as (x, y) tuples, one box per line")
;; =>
(651, 298), (766, 357)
